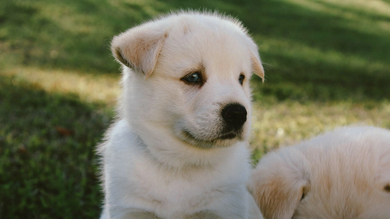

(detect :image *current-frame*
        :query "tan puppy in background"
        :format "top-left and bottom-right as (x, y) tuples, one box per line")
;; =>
(98, 11), (264, 219)
(249, 126), (390, 219)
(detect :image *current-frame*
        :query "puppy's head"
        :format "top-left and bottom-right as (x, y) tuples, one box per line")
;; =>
(111, 11), (264, 149)
(249, 127), (390, 219)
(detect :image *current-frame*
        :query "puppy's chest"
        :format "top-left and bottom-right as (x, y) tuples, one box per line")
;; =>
(130, 160), (230, 212)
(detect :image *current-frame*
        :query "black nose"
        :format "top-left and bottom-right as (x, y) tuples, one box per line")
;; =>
(221, 104), (247, 130)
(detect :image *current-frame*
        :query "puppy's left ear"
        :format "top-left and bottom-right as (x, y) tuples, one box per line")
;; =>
(251, 51), (265, 82)
(245, 37), (265, 82)
(111, 23), (169, 78)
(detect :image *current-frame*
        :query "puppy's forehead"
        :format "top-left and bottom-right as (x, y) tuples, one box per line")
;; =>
(161, 15), (252, 75)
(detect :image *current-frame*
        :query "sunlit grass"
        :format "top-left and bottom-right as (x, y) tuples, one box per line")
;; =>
(2, 68), (120, 105)
(250, 99), (390, 161)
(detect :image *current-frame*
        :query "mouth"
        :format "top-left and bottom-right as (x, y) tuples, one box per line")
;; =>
(181, 129), (241, 148)
(218, 131), (237, 140)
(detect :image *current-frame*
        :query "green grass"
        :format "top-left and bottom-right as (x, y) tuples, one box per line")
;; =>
(1, 0), (390, 218)
(0, 75), (113, 218)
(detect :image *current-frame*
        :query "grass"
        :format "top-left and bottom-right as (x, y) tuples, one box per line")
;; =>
(1, 0), (390, 218)
(0, 75), (113, 218)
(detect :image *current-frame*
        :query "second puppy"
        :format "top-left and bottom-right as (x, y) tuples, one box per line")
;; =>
(249, 126), (390, 219)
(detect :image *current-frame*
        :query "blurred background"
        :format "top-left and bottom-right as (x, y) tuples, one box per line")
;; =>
(1, 0), (389, 218)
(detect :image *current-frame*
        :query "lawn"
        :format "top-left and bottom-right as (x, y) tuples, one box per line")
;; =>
(1, 0), (390, 218)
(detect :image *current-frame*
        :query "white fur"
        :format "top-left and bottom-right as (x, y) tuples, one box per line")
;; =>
(249, 126), (390, 219)
(98, 11), (264, 219)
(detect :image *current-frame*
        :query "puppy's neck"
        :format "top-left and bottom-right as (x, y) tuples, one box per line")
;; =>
(127, 118), (247, 170)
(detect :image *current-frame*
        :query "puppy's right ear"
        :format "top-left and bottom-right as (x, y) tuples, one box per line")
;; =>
(248, 149), (310, 219)
(111, 23), (169, 78)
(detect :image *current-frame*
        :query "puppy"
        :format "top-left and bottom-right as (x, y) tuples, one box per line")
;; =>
(249, 126), (390, 219)
(98, 11), (264, 219)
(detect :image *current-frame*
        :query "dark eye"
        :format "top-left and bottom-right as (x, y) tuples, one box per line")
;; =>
(186, 73), (200, 82)
(239, 74), (245, 85)
(181, 71), (203, 85)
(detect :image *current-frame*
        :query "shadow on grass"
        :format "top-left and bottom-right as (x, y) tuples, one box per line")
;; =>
(0, 75), (113, 218)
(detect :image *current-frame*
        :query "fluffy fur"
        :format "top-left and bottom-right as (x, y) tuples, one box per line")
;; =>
(98, 11), (264, 219)
(249, 126), (390, 219)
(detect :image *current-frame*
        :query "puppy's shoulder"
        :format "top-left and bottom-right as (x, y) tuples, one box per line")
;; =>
(98, 119), (143, 158)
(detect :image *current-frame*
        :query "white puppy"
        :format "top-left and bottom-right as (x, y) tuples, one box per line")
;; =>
(249, 126), (390, 219)
(98, 11), (264, 219)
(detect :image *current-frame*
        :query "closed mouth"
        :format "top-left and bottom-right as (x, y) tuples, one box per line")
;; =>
(218, 132), (236, 139)
(182, 129), (239, 144)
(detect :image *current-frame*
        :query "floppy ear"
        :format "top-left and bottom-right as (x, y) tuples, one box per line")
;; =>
(248, 148), (310, 219)
(111, 23), (169, 78)
(241, 33), (265, 81)
(251, 51), (265, 82)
